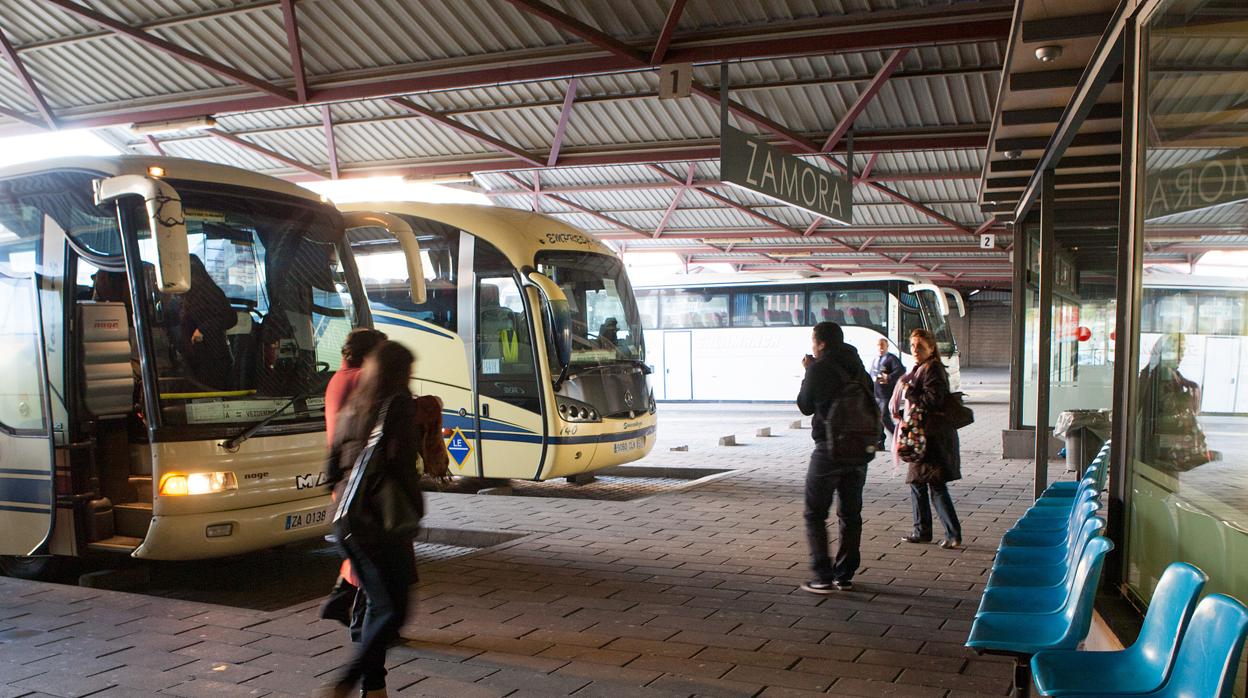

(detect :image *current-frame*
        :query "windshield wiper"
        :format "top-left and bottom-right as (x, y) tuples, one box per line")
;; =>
(221, 391), (310, 452)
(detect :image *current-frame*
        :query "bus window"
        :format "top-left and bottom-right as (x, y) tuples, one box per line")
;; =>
(732, 290), (804, 327)
(899, 292), (924, 346)
(1196, 292), (1243, 336)
(349, 217), (459, 331)
(809, 289), (886, 331)
(476, 241), (539, 413)
(635, 290), (659, 329)
(659, 289), (728, 328)
(915, 291), (956, 357)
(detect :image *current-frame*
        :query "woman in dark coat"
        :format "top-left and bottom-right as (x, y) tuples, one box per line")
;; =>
(897, 328), (963, 549)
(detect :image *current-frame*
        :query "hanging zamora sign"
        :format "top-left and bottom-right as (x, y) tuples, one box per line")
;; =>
(1144, 147), (1248, 221)
(720, 126), (854, 224)
(717, 64), (852, 225)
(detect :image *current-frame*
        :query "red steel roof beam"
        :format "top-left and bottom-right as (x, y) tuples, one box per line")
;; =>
(321, 105), (339, 180)
(278, 0), (309, 103)
(502, 0), (647, 63)
(653, 163), (695, 238)
(0, 29), (56, 128)
(144, 135), (165, 156)
(44, 0), (297, 104)
(546, 78), (579, 167)
(500, 172), (647, 237)
(389, 97), (544, 167)
(822, 49), (910, 155)
(210, 130), (328, 178)
(856, 154), (878, 185)
(650, 0), (689, 64)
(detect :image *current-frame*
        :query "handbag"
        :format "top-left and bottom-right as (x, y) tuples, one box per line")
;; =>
(333, 397), (424, 541)
(896, 405), (928, 465)
(941, 391), (975, 430)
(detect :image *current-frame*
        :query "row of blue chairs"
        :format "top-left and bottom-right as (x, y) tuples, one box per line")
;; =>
(965, 443), (1248, 697)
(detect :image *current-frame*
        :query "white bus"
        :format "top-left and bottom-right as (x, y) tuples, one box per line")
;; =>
(340, 202), (656, 481)
(636, 275), (962, 401)
(0, 157), (380, 578)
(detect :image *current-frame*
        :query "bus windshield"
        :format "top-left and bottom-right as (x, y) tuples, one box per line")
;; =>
(535, 250), (645, 366)
(916, 291), (957, 357)
(125, 182), (360, 430)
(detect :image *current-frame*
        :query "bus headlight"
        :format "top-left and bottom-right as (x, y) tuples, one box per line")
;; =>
(159, 472), (238, 496)
(556, 397), (601, 423)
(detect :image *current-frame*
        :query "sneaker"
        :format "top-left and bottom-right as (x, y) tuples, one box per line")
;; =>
(901, 535), (932, 544)
(800, 580), (836, 595)
(938, 539), (962, 550)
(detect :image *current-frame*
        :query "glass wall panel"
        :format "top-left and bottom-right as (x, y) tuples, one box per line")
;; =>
(1128, 3), (1247, 693)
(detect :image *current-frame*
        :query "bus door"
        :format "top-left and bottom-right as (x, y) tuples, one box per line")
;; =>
(471, 239), (546, 479)
(0, 267), (56, 558)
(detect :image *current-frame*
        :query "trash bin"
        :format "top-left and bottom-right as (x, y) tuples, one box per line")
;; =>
(1054, 409), (1111, 473)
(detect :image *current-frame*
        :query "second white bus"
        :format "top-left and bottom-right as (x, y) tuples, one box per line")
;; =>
(636, 275), (961, 401)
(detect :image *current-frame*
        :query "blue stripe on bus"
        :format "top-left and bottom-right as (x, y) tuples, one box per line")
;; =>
(0, 467), (48, 476)
(0, 503), (51, 514)
(372, 312), (455, 339)
(0, 476), (51, 505)
(450, 426), (655, 446)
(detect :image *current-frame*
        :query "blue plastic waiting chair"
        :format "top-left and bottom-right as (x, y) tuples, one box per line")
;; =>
(1020, 487), (1098, 521)
(967, 537), (1113, 696)
(1045, 442), (1110, 496)
(981, 519), (1106, 613)
(1036, 593), (1248, 698)
(1001, 500), (1099, 550)
(1030, 562), (1208, 697)
(993, 515), (1105, 570)
(1033, 476), (1098, 508)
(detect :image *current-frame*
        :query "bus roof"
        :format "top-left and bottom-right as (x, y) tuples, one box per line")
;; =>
(0, 155), (326, 204)
(337, 201), (617, 265)
(633, 272), (928, 290)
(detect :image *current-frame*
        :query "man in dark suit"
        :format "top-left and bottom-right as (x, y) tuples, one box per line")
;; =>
(871, 338), (905, 450)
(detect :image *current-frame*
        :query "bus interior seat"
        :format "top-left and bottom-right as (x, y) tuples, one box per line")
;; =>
(79, 302), (134, 419)
(849, 307), (871, 325)
(825, 308), (845, 323)
(479, 283), (517, 362)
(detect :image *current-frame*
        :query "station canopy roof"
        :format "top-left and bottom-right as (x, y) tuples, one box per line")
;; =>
(1, 0), (1033, 286)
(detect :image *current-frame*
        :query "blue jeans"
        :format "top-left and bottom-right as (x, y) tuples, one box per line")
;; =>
(804, 447), (867, 583)
(910, 482), (962, 541)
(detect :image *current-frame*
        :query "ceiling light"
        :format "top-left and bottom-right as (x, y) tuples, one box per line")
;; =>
(130, 116), (217, 135)
(147, 166), (165, 178)
(1034, 45), (1063, 62)
(402, 173), (475, 185)
(1003, 149), (1023, 160)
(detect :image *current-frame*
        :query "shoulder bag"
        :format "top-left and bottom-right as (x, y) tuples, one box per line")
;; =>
(333, 397), (424, 542)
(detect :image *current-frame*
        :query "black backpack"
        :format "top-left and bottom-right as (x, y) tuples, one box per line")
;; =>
(823, 360), (882, 461)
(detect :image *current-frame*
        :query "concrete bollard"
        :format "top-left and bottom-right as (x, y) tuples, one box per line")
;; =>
(718, 435), (737, 446)
(790, 420), (804, 429)
(756, 427), (772, 438)
(669, 445), (689, 452)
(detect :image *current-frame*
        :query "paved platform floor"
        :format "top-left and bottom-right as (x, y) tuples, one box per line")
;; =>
(0, 369), (1073, 697)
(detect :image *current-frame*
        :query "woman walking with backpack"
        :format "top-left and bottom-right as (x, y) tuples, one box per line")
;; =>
(896, 328), (963, 550)
(324, 341), (426, 698)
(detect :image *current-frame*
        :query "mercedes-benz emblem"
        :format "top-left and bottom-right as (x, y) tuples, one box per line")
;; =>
(624, 390), (635, 407)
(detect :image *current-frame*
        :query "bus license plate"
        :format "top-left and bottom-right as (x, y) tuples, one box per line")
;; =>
(284, 508), (327, 531)
(613, 437), (644, 454)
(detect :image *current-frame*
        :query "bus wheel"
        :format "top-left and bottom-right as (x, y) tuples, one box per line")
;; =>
(0, 555), (62, 580)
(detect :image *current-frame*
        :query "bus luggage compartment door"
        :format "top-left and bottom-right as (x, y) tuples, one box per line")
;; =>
(0, 270), (56, 557)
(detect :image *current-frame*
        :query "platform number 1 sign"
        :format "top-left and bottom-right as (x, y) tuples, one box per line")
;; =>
(979, 233), (996, 250)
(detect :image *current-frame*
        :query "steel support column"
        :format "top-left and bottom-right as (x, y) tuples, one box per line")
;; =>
(1034, 169), (1057, 500)
(1008, 218), (1028, 431)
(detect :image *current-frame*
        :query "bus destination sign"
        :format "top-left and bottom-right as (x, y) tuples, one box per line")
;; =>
(720, 125), (852, 225)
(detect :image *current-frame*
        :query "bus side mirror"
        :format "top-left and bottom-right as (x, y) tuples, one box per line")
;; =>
(940, 287), (966, 317)
(93, 175), (190, 293)
(342, 211), (426, 304)
(525, 272), (572, 368)
(907, 282), (951, 316)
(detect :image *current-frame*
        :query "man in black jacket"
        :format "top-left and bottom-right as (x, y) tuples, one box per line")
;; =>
(797, 321), (873, 593)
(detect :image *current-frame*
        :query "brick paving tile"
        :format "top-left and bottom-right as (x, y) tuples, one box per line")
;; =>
(646, 673), (764, 697)
(92, 687), (165, 698)
(240, 669), (326, 695)
(109, 633), (200, 654)
(395, 676), (508, 698)
(169, 659), (270, 685)
(464, 650), (568, 673)
(626, 652), (734, 679)
(160, 679), (271, 698)
(895, 667), (1014, 694)
(0, 658), (49, 684)
(19, 654), (124, 678)
(831, 676), (949, 697)
(475, 667), (591, 695)
(10, 671), (116, 698)
(173, 640), (270, 665)
(569, 679), (687, 697)
(91, 666), (183, 692)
